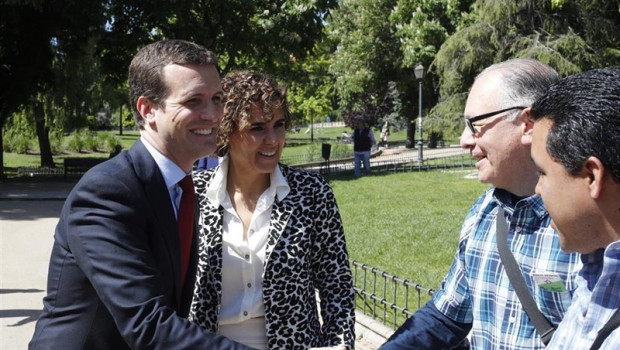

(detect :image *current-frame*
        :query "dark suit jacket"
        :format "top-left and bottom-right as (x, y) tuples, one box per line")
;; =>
(29, 140), (255, 350)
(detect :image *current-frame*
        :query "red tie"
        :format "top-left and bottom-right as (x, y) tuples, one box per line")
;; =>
(177, 176), (195, 286)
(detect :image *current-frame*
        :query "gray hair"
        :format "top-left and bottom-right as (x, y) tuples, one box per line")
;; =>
(476, 58), (559, 121)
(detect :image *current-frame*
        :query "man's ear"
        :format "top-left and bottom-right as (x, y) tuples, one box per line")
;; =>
(520, 107), (534, 146)
(584, 156), (606, 199)
(136, 96), (156, 124)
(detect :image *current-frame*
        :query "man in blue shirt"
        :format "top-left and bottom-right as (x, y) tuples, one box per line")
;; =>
(379, 59), (581, 349)
(530, 67), (620, 349)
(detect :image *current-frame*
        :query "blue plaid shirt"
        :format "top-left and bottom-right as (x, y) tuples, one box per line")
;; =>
(432, 187), (581, 349)
(547, 241), (620, 349)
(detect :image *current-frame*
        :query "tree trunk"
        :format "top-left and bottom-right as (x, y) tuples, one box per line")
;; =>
(33, 100), (55, 168)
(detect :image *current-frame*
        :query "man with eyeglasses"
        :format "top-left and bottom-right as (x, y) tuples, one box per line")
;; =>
(379, 58), (581, 350)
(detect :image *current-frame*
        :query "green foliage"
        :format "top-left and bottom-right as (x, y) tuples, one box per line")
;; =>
(4, 132), (31, 154)
(84, 131), (100, 152)
(49, 130), (65, 155)
(391, 0), (467, 69)
(328, 0), (401, 107)
(329, 0), (472, 147)
(433, 23), (500, 96)
(67, 131), (86, 153)
(99, 133), (121, 152)
(431, 0), (620, 131)
(331, 143), (352, 159)
(304, 143), (321, 162)
(2, 110), (35, 153)
(427, 92), (469, 139)
(287, 37), (336, 125)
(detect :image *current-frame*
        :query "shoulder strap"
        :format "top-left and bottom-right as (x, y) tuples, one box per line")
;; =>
(590, 308), (620, 350)
(496, 207), (556, 345)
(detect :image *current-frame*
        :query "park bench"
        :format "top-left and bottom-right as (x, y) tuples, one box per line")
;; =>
(63, 157), (106, 180)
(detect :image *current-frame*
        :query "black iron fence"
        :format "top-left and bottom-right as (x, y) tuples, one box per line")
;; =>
(351, 260), (435, 329)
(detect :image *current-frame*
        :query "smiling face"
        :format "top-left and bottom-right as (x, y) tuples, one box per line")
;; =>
(139, 63), (223, 172)
(459, 72), (538, 196)
(531, 118), (601, 253)
(228, 105), (287, 177)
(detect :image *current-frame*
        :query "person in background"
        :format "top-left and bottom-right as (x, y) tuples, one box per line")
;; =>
(380, 120), (391, 148)
(379, 58), (581, 349)
(352, 116), (376, 177)
(530, 67), (620, 349)
(29, 39), (255, 350)
(189, 71), (355, 350)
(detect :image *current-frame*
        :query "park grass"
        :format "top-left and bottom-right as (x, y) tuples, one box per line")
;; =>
(331, 170), (488, 290)
(330, 169), (487, 323)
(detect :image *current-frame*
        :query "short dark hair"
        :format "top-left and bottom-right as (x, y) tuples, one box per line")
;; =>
(128, 40), (218, 129)
(531, 67), (620, 183)
(216, 71), (291, 156)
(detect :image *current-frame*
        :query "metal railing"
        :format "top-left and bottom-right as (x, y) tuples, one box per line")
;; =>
(351, 260), (435, 329)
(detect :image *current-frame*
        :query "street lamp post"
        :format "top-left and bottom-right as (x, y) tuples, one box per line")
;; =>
(414, 64), (425, 163)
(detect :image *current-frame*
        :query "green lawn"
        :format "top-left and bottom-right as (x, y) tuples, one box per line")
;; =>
(332, 170), (487, 290)
(329, 169), (487, 324)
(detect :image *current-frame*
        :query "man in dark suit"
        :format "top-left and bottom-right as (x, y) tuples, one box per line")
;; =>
(29, 40), (256, 350)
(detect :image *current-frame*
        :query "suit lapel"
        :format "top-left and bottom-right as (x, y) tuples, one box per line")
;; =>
(128, 140), (184, 303)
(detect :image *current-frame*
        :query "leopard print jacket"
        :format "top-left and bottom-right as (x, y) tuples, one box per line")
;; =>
(189, 164), (356, 350)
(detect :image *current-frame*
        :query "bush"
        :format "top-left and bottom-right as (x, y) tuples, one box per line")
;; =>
(83, 131), (99, 152)
(305, 143), (320, 162)
(99, 133), (120, 152)
(5, 133), (31, 154)
(67, 132), (85, 152)
(331, 143), (352, 159)
(49, 130), (65, 154)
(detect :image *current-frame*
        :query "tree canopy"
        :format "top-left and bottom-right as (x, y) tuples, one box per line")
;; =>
(431, 0), (620, 136)
(2, 0), (620, 177)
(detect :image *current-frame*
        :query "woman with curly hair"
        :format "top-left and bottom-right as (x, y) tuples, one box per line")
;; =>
(189, 71), (355, 350)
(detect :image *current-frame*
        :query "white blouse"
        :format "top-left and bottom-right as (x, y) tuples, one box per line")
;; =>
(204, 156), (290, 349)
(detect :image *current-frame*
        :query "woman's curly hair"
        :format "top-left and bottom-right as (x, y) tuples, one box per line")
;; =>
(216, 71), (291, 156)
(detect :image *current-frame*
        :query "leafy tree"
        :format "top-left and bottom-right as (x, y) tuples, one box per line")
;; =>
(431, 0), (620, 135)
(329, 0), (470, 146)
(1, 0), (338, 177)
(99, 0), (338, 85)
(287, 33), (336, 130)
(1, 0), (106, 174)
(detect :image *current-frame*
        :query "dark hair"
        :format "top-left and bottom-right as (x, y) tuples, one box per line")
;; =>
(477, 58), (559, 121)
(128, 40), (218, 129)
(531, 67), (620, 183)
(216, 71), (291, 156)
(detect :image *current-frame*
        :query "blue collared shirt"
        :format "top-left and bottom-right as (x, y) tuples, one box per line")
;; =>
(432, 187), (582, 349)
(546, 240), (620, 349)
(141, 137), (189, 218)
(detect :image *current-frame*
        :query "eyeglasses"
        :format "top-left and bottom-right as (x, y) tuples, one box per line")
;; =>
(464, 106), (526, 134)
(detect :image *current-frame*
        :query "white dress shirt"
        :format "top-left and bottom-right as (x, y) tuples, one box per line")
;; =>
(205, 156), (290, 349)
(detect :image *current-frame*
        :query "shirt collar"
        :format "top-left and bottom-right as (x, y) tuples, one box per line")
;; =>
(581, 247), (606, 265)
(493, 187), (548, 220)
(141, 136), (188, 188)
(206, 154), (290, 207)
